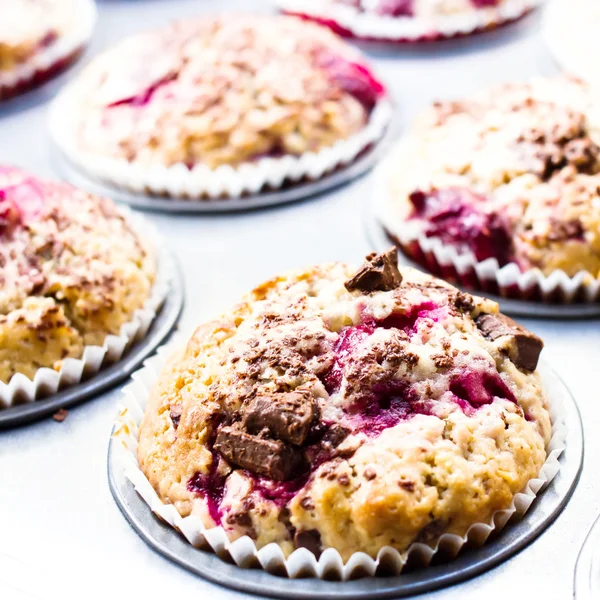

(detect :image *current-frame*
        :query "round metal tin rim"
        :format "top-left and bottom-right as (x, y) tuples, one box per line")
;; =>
(50, 107), (399, 214)
(107, 366), (583, 599)
(0, 250), (184, 429)
(363, 198), (600, 319)
(574, 512), (600, 599)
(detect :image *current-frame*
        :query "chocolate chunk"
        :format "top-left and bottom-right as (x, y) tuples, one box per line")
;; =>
(363, 467), (377, 481)
(214, 424), (303, 481)
(546, 219), (584, 242)
(398, 480), (415, 492)
(321, 423), (351, 450)
(476, 313), (544, 372)
(454, 291), (475, 313)
(344, 248), (403, 293)
(225, 510), (253, 528)
(294, 529), (322, 557)
(564, 137), (599, 171)
(52, 408), (68, 422)
(170, 404), (183, 429)
(415, 519), (448, 544)
(300, 497), (315, 510)
(317, 424), (359, 460)
(242, 391), (319, 446)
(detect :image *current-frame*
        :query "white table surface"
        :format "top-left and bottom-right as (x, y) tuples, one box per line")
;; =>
(0, 1), (598, 598)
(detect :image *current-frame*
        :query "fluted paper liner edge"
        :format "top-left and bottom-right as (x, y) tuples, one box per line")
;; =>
(276, 0), (542, 42)
(0, 208), (170, 408)
(111, 342), (566, 580)
(49, 87), (393, 200)
(373, 160), (600, 304)
(0, 0), (96, 94)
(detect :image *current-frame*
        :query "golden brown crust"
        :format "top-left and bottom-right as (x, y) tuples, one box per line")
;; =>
(0, 167), (155, 382)
(138, 259), (550, 560)
(382, 77), (600, 277)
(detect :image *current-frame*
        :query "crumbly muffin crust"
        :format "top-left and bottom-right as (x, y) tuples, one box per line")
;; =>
(138, 251), (550, 560)
(0, 0), (78, 72)
(68, 14), (385, 171)
(0, 167), (155, 383)
(381, 77), (600, 278)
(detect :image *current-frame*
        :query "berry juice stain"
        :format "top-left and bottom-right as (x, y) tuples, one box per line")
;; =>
(187, 455), (227, 523)
(408, 187), (512, 264)
(0, 178), (45, 234)
(314, 50), (385, 112)
(450, 370), (516, 407)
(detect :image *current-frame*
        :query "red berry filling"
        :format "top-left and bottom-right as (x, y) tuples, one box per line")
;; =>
(324, 322), (375, 393)
(345, 383), (431, 436)
(314, 50), (385, 113)
(251, 475), (310, 507)
(187, 459), (227, 523)
(188, 301), (518, 513)
(0, 178), (45, 235)
(107, 73), (177, 108)
(321, 303), (447, 435)
(378, 301), (442, 331)
(450, 370), (516, 408)
(325, 302), (442, 394)
(409, 187), (513, 264)
(470, 0), (501, 6)
(187, 416), (227, 522)
(376, 0), (414, 17)
(353, 0), (498, 13)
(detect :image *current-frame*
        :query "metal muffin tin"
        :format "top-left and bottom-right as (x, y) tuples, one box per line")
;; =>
(363, 199), (600, 319)
(0, 250), (184, 429)
(574, 512), (600, 599)
(107, 365), (583, 599)
(51, 108), (399, 214)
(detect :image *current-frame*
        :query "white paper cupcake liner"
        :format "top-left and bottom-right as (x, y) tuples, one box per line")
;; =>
(0, 208), (169, 409)
(48, 87), (393, 200)
(374, 164), (600, 304)
(112, 341), (566, 580)
(0, 0), (97, 100)
(276, 0), (542, 42)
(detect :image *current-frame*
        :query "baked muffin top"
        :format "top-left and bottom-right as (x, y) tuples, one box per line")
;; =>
(0, 167), (155, 383)
(0, 0), (78, 72)
(137, 250), (550, 561)
(67, 14), (386, 170)
(380, 77), (600, 277)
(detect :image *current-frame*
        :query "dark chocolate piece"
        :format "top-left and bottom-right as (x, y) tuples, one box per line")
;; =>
(170, 404), (183, 429)
(52, 408), (68, 422)
(415, 519), (448, 544)
(454, 291), (475, 313)
(294, 529), (322, 557)
(344, 248), (403, 293)
(476, 313), (544, 372)
(321, 423), (351, 451)
(563, 137), (599, 172)
(242, 391), (319, 446)
(214, 424), (303, 481)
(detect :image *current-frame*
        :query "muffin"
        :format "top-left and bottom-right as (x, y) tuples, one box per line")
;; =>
(0, 0), (95, 100)
(137, 249), (551, 561)
(276, 0), (539, 42)
(0, 166), (155, 384)
(377, 77), (600, 300)
(50, 14), (390, 200)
